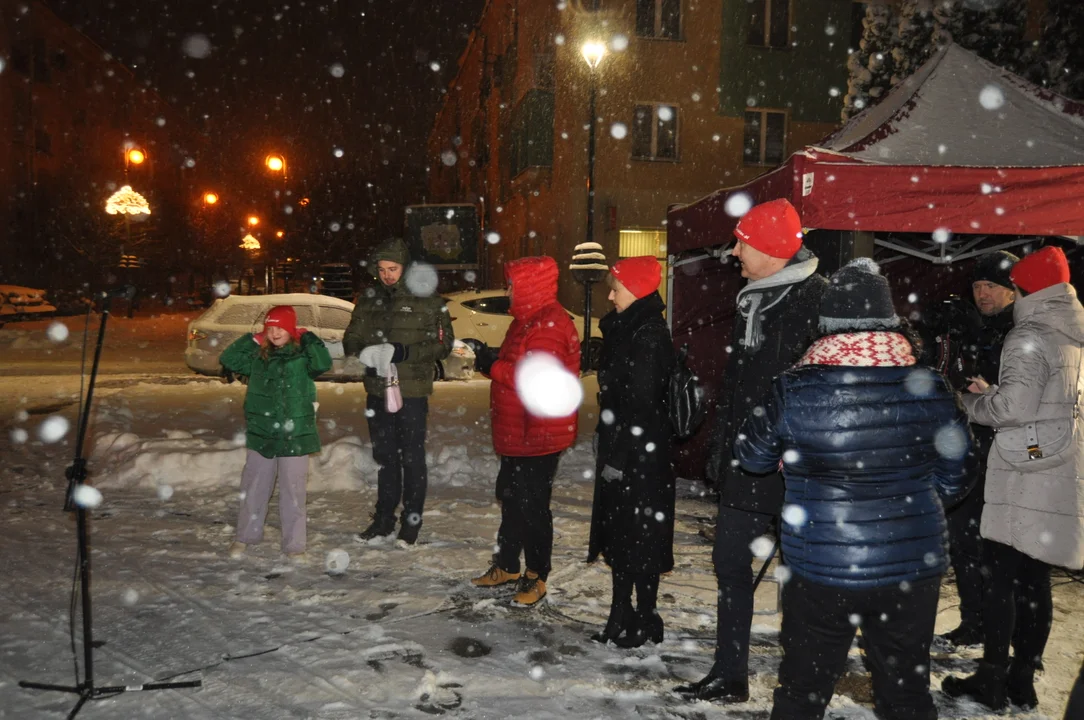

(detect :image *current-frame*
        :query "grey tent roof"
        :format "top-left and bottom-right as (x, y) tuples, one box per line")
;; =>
(817, 43), (1084, 167)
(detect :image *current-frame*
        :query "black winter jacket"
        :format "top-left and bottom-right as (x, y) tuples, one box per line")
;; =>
(735, 361), (973, 589)
(588, 292), (676, 574)
(707, 252), (827, 514)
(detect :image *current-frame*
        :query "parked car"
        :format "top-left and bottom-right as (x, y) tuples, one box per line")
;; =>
(443, 289), (604, 369)
(184, 293), (475, 381)
(0, 285), (57, 324)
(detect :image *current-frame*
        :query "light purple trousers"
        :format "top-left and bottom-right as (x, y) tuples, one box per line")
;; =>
(235, 450), (309, 553)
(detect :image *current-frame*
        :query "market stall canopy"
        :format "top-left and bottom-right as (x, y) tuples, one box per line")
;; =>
(668, 43), (1084, 256)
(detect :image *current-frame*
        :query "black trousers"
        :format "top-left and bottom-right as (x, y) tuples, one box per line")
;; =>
(1066, 658), (1084, 720)
(946, 473), (985, 629)
(494, 453), (561, 582)
(710, 505), (776, 680)
(367, 395), (429, 520)
(980, 539), (1052, 669)
(772, 575), (941, 720)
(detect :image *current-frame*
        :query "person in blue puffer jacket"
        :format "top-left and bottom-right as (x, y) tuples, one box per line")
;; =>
(735, 258), (973, 720)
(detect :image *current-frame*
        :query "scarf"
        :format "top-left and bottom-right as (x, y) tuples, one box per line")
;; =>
(798, 331), (917, 367)
(735, 253), (819, 352)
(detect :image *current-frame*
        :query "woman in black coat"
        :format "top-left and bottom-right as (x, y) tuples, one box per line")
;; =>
(588, 256), (675, 648)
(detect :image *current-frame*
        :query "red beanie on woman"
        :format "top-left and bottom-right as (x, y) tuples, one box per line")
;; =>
(263, 305), (302, 341)
(1010, 246), (1071, 294)
(611, 256), (661, 299)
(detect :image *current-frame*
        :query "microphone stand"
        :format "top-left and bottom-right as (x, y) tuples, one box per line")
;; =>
(19, 290), (201, 719)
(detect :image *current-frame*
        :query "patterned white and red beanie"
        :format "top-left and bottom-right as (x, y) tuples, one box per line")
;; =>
(818, 257), (900, 334)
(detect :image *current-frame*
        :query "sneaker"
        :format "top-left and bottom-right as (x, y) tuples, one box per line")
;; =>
(512, 571), (546, 607)
(471, 564), (521, 588)
(228, 541), (247, 559)
(355, 513), (396, 542)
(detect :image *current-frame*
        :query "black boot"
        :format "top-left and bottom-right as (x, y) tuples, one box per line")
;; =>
(591, 603), (632, 644)
(397, 511), (422, 544)
(613, 609), (664, 648)
(673, 672), (749, 703)
(355, 513), (396, 542)
(938, 622), (984, 648)
(942, 661), (1008, 710)
(593, 571), (635, 644)
(1007, 660), (1039, 710)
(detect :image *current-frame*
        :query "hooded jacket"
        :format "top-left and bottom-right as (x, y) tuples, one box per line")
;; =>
(963, 282), (1084, 569)
(220, 331), (332, 458)
(342, 238), (454, 398)
(486, 256), (581, 457)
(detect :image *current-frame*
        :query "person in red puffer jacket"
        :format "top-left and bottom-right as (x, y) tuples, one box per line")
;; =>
(470, 256), (581, 607)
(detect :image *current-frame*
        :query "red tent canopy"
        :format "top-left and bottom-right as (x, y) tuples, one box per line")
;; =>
(665, 43), (1084, 480)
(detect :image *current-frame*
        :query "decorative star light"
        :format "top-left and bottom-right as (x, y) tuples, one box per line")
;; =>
(104, 186), (151, 215)
(239, 234), (261, 250)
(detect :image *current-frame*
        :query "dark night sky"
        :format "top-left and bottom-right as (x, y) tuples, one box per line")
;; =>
(49, 0), (486, 240)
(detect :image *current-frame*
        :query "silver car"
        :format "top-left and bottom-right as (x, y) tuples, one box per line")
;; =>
(184, 293), (475, 381)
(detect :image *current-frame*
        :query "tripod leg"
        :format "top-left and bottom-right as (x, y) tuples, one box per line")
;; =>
(67, 691), (92, 720)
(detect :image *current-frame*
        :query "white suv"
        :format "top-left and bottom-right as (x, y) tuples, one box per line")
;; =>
(184, 293), (474, 381)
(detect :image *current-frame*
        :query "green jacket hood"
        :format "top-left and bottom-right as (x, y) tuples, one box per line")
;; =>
(369, 238), (412, 280)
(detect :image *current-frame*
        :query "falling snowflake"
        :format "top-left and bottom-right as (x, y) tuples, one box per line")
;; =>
(979, 84), (1005, 111)
(611, 34), (629, 51)
(782, 504), (808, 528)
(749, 535), (774, 559)
(38, 416), (70, 443)
(515, 354), (583, 418)
(725, 192), (753, 218)
(405, 263), (440, 297)
(329, 63), (345, 78)
(182, 35), (212, 59)
(610, 123), (628, 139)
(46, 322), (69, 343)
(72, 485), (103, 509)
(441, 150), (457, 167)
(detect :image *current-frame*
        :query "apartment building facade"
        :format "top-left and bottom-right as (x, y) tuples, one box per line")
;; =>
(428, 0), (856, 313)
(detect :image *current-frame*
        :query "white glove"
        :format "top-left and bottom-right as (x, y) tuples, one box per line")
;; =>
(358, 343), (395, 377)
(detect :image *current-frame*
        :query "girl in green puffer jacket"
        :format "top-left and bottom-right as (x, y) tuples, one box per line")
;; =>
(219, 306), (332, 562)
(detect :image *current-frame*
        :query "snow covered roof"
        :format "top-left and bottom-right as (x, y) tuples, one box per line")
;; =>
(817, 43), (1084, 167)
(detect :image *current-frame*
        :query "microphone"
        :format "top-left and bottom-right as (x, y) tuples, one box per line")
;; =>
(100, 285), (137, 301)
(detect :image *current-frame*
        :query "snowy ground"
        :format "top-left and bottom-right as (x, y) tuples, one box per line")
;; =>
(1, 314), (1082, 719)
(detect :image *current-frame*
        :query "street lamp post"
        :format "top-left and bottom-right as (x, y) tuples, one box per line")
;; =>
(573, 39), (608, 372)
(263, 154), (287, 292)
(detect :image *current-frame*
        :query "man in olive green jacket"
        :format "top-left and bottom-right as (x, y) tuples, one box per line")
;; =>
(344, 237), (454, 544)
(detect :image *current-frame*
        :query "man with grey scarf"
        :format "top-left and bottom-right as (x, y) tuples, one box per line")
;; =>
(675, 198), (827, 704)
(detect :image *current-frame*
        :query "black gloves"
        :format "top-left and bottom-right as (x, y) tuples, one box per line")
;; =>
(390, 342), (407, 363)
(474, 344), (499, 375)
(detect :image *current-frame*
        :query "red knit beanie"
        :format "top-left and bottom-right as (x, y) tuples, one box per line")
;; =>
(1010, 246), (1071, 294)
(733, 198), (804, 259)
(611, 256), (661, 299)
(263, 305), (301, 341)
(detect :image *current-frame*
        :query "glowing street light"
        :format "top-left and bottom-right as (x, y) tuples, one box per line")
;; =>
(203, 192), (219, 205)
(275, 230), (284, 238)
(265, 154), (286, 173)
(581, 41), (607, 70)
(105, 186), (152, 216)
(247, 215), (260, 227)
(125, 148), (146, 166)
